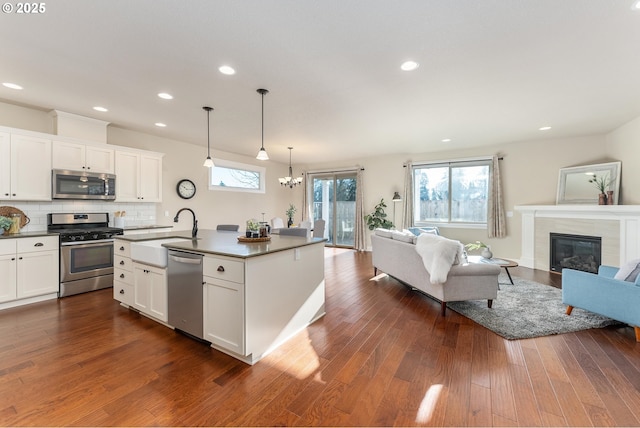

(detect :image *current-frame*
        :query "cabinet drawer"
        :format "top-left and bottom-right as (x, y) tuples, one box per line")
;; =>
(113, 280), (133, 306)
(0, 239), (16, 255)
(114, 255), (133, 272)
(114, 240), (131, 258)
(204, 256), (244, 284)
(114, 267), (133, 284)
(17, 236), (58, 253)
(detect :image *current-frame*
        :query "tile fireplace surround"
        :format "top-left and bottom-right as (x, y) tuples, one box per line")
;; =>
(515, 205), (640, 270)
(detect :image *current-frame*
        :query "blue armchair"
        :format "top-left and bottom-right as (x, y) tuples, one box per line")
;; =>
(562, 265), (640, 342)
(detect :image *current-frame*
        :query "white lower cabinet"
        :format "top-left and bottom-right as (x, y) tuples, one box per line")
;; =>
(203, 255), (245, 355)
(0, 236), (59, 305)
(204, 277), (245, 355)
(133, 262), (167, 322)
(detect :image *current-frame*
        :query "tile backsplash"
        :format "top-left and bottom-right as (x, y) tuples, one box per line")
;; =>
(1, 201), (158, 232)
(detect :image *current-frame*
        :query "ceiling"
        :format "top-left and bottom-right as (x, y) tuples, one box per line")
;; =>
(1, 0), (639, 164)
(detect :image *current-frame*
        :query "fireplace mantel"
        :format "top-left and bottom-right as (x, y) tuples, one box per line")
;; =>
(515, 205), (640, 270)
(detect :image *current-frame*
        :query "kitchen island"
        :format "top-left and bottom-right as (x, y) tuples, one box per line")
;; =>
(114, 230), (326, 364)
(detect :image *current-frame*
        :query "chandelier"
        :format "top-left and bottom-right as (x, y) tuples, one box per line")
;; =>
(279, 147), (303, 188)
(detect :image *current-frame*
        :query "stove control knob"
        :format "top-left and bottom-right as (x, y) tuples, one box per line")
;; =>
(70, 236), (76, 241)
(93, 234), (99, 240)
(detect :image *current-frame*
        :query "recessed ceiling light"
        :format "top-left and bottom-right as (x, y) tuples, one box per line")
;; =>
(219, 65), (236, 75)
(158, 92), (173, 100)
(539, 126), (552, 131)
(2, 82), (23, 90)
(93, 106), (108, 112)
(155, 122), (167, 127)
(400, 61), (419, 71)
(442, 138), (451, 143)
(631, 0), (640, 11)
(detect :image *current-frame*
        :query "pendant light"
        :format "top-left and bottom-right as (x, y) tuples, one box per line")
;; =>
(202, 106), (214, 168)
(279, 147), (303, 188)
(256, 88), (269, 160)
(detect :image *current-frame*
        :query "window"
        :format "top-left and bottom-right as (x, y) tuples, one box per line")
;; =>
(208, 159), (266, 193)
(412, 159), (491, 225)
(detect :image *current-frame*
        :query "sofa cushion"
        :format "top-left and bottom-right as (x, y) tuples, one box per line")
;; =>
(614, 258), (640, 282)
(374, 228), (392, 238)
(391, 230), (415, 243)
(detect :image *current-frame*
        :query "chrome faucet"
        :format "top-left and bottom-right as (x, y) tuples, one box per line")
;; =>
(174, 208), (198, 238)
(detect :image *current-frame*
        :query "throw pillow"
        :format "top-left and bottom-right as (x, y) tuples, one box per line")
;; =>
(391, 230), (415, 243)
(374, 228), (392, 238)
(614, 258), (640, 282)
(408, 227), (440, 236)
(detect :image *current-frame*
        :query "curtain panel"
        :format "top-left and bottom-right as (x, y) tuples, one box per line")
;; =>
(488, 155), (507, 238)
(402, 161), (414, 230)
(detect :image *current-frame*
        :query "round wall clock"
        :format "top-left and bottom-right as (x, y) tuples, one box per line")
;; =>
(176, 179), (196, 199)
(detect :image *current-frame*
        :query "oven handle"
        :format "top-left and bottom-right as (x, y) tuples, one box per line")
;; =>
(61, 239), (115, 247)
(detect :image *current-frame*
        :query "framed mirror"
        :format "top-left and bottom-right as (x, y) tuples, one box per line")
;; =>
(556, 161), (621, 204)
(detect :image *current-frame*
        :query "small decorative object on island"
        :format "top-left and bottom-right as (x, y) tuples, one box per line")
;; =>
(588, 173), (615, 205)
(245, 219), (260, 238)
(465, 241), (493, 259)
(285, 204), (297, 228)
(364, 199), (394, 230)
(0, 216), (11, 235)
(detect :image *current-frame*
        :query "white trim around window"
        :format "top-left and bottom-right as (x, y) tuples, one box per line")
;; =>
(208, 158), (266, 194)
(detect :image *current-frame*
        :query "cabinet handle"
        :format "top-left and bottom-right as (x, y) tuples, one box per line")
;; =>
(34, 242), (44, 247)
(11, 257), (15, 261)
(217, 265), (225, 272)
(12, 194), (16, 197)
(4, 193), (8, 196)
(18, 257), (22, 260)
(119, 289), (125, 294)
(120, 246), (125, 251)
(120, 260), (125, 265)
(120, 273), (125, 278)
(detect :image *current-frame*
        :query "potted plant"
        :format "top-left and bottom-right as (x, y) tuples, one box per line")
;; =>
(285, 204), (297, 228)
(364, 199), (394, 230)
(245, 219), (260, 238)
(465, 241), (492, 259)
(0, 216), (11, 235)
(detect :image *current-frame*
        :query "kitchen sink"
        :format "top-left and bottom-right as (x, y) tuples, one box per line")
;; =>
(130, 238), (192, 268)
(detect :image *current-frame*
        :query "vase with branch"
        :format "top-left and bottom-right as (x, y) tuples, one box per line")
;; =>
(588, 173), (615, 205)
(285, 204), (297, 228)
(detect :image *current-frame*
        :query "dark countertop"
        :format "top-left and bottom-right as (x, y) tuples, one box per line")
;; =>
(0, 231), (59, 240)
(115, 229), (326, 258)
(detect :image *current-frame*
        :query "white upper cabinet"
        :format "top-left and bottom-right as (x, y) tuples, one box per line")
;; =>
(115, 150), (162, 202)
(0, 132), (52, 201)
(52, 140), (115, 173)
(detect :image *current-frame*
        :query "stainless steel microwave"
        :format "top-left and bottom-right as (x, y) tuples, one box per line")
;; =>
(52, 169), (116, 200)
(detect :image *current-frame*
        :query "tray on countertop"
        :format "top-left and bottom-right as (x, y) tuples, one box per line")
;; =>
(237, 236), (271, 243)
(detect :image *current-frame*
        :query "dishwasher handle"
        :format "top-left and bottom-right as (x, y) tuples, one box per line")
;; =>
(169, 254), (202, 265)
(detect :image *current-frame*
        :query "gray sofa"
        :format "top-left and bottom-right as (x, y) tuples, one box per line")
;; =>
(371, 232), (501, 315)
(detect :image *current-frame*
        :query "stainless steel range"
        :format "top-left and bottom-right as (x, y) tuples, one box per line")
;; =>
(47, 213), (123, 297)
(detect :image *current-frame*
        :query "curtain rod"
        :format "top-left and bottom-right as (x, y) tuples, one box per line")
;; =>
(403, 155), (503, 167)
(305, 167), (364, 174)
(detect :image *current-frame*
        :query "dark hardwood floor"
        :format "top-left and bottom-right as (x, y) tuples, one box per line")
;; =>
(1, 249), (639, 426)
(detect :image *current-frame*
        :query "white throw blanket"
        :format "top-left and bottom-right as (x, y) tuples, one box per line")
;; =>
(415, 233), (464, 284)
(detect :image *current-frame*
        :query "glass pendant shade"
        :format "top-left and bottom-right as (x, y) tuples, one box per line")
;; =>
(256, 147), (269, 160)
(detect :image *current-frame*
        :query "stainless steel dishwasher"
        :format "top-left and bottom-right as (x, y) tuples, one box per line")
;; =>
(167, 249), (205, 341)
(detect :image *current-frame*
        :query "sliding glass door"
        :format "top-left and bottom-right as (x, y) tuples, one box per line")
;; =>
(310, 173), (357, 247)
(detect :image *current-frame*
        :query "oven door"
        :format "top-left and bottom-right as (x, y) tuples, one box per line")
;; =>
(60, 240), (114, 283)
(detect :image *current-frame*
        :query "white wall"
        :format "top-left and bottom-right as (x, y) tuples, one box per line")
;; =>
(607, 115), (640, 205)
(107, 126), (298, 232)
(0, 100), (295, 233)
(301, 133), (611, 258)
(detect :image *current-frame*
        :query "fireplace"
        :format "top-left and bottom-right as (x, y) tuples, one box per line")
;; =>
(550, 233), (602, 274)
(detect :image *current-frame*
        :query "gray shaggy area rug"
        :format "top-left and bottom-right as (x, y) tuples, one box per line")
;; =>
(446, 274), (621, 340)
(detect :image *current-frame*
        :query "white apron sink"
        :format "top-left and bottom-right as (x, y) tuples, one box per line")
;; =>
(130, 238), (191, 268)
